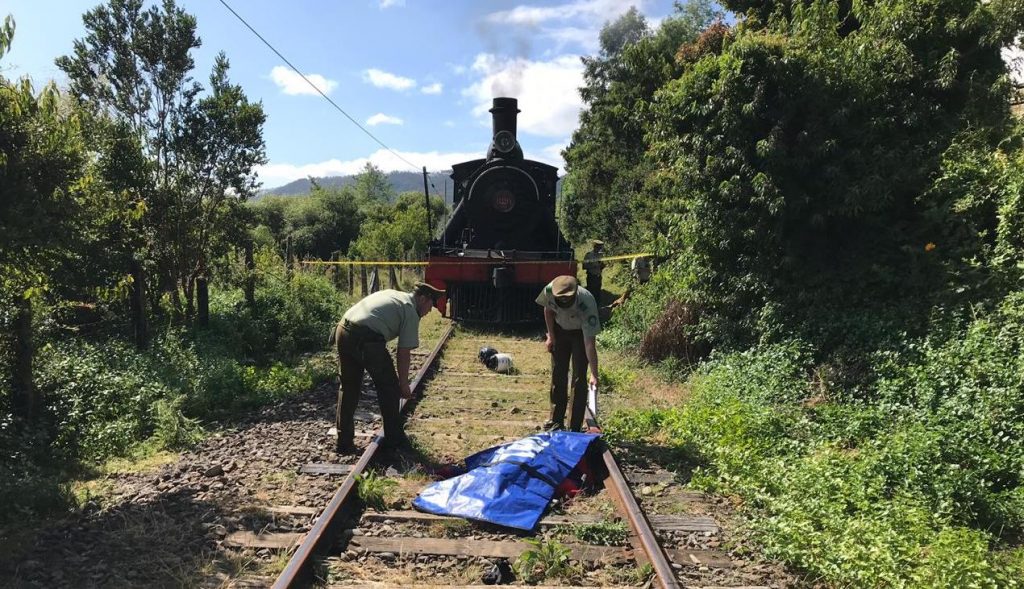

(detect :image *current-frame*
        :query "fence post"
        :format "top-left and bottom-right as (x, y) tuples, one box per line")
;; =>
(332, 252), (342, 290)
(130, 257), (149, 349)
(12, 296), (36, 419)
(360, 264), (368, 296)
(285, 235), (293, 282)
(197, 274), (209, 327)
(244, 241), (256, 310)
(369, 267), (380, 293)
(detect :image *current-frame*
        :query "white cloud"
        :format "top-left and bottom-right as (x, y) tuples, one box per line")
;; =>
(366, 113), (404, 126)
(379, 0), (405, 7)
(539, 142), (568, 174)
(485, 0), (644, 26)
(443, 120), (456, 128)
(543, 27), (601, 53)
(463, 53), (584, 138)
(363, 68), (416, 91)
(269, 65), (338, 96)
(421, 82), (443, 95)
(483, 0), (649, 53)
(256, 149), (485, 189)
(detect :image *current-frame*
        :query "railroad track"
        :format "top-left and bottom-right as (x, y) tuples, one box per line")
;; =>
(223, 322), (758, 589)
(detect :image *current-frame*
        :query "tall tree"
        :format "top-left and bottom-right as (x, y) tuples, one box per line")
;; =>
(57, 0), (266, 319)
(1, 16), (88, 417)
(352, 162), (397, 205)
(560, 1), (720, 248)
(645, 0), (1024, 352)
(170, 52), (266, 318)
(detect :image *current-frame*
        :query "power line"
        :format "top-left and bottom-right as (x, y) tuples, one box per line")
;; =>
(216, 0), (423, 173)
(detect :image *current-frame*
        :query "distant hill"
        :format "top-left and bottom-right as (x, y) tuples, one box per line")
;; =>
(261, 171), (453, 198)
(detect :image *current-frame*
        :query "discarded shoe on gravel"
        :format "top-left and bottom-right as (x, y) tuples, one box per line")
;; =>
(481, 559), (514, 585)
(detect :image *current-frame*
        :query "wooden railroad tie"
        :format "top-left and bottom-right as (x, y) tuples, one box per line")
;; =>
(299, 463), (700, 491)
(260, 504), (718, 534)
(362, 509), (719, 533)
(344, 535), (733, 568)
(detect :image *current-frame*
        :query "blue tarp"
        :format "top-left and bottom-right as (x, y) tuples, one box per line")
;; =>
(412, 431), (600, 531)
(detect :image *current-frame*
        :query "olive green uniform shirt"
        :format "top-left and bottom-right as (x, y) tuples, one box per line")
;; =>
(535, 283), (602, 339)
(342, 290), (420, 348)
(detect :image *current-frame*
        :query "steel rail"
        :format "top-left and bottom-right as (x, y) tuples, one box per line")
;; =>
(273, 324), (456, 588)
(586, 410), (681, 589)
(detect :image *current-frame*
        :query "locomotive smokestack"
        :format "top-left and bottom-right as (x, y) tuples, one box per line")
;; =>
(490, 97), (519, 137)
(487, 97), (523, 160)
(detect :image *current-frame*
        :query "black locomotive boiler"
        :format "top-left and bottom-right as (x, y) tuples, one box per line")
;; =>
(425, 97), (576, 323)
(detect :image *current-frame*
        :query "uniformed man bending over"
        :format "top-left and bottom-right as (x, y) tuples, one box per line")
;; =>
(332, 282), (445, 453)
(536, 275), (601, 432)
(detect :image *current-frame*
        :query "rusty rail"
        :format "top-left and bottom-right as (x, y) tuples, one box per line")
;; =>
(273, 324), (456, 588)
(587, 409), (681, 589)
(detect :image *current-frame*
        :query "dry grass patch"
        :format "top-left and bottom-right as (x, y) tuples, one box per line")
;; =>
(326, 554), (485, 586)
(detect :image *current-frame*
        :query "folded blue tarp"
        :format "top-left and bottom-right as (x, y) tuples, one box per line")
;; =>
(412, 431), (600, 531)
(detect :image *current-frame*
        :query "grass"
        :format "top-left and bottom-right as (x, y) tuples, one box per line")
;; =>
(569, 520), (630, 546)
(357, 471), (399, 511)
(514, 537), (579, 584)
(327, 553), (485, 586)
(428, 518), (472, 538)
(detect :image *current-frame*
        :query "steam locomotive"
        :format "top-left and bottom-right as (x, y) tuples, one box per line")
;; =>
(425, 97), (576, 323)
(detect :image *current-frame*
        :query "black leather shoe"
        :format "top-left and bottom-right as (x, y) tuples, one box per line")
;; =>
(542, 420), (564, 432)
(381, 434), (413, 451)
(335, 439), (359, 454)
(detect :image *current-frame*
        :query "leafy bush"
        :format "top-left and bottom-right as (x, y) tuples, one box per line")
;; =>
(37, 337), (173, 461)
(151, 395), (203, 451)
(606, 295), (1024, 586)
(6, 252), (344, 483)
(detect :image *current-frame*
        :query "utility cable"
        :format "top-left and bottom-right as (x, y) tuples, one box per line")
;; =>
(217, 0), (423, 173)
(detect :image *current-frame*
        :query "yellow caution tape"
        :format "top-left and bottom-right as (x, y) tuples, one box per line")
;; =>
(300, 253), (652, 267)
(594, 253), (653, 262)
(302, 260), (427, 267)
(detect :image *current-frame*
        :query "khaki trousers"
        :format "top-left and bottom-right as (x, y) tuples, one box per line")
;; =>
(549, 322), (588, 431)
(334, 322), (404, 447)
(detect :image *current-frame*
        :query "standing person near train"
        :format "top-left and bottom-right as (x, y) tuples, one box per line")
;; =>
(331, 282), (445, 453)
(536, 275), (601, 432)
(582, 240), (605, 302)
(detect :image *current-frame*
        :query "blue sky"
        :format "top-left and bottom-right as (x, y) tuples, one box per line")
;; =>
(2, 0), (683, 190)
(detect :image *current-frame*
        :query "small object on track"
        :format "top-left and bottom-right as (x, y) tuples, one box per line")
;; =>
(481, 558), (514, 585)
(485, 352), (514, 373)
(478, 346), (499, 363)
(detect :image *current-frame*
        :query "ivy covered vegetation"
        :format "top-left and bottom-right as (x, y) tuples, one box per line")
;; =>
(571, 0), (1024, 585)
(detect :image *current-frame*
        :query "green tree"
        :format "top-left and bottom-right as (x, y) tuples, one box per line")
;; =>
(353, 162), (396, 205)
(643, 0), (1024, 354)
(57, 0), (266, 319)
(284, 185), (364, 260)
(0, 16), (142, 416)
(350, 192), (446, 261)
(560, 1), (720, 249)
(169, 52), (266, 316)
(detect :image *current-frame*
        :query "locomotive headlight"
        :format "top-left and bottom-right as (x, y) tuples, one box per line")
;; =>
(493, 130), (516, 154)
(493, 189), (516, 213)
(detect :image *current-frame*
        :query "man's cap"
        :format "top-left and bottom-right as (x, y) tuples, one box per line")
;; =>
(414, 282), (446, 301)
(592, 239), (604, 246)
(551, 275), (578, 299)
